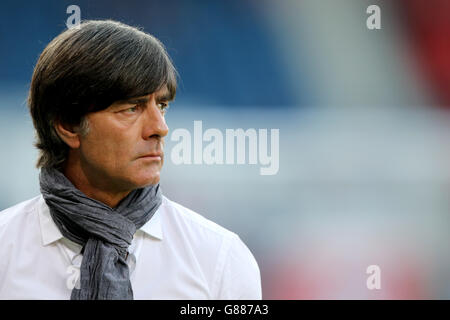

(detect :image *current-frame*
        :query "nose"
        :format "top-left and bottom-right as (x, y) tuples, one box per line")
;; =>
(142, 95), (169, 139)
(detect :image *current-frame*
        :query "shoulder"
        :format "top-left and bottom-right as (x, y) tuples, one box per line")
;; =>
(159, 195), (262, 299)
(0, 195), (41, 230)
(0, 195), (42, 265)
(160, 195), (238, 241)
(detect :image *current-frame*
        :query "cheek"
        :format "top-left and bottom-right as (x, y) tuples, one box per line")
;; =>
(81, 130), (135, 171)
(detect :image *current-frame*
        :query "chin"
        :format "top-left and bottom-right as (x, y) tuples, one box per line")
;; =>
(127, 162), (162, 188)
(135, 171), (161, 187)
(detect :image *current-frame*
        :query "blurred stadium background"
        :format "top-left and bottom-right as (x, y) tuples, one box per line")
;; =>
(2, 0), (450, 299)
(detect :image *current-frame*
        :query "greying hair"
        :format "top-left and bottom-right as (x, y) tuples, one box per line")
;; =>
(28, 20), (177, 169)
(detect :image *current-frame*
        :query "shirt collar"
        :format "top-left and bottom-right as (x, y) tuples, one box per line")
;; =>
(37, 195), (164, 246)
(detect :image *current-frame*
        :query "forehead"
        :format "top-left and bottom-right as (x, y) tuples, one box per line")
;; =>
(153, 86), (171, 98)
(112, 86), (172, 105)
(133, 86), (171, 100)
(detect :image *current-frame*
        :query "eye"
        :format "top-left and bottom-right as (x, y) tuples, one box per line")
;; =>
(123, 106), (139, 113)
(158, 102), (169, 113)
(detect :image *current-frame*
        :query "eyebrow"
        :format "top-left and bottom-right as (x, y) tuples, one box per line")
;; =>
(118, 91), (173, 105)
(156, 91), (174, 102)
(123, 97), (149, 105)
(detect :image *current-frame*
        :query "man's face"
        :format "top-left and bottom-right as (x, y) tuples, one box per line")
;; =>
(77, 87), (171, 192)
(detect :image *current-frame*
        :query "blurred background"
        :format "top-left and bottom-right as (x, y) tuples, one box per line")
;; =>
(2, 0), (450, 299)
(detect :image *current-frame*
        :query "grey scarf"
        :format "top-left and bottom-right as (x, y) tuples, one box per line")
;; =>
(39, 166), (162, 300)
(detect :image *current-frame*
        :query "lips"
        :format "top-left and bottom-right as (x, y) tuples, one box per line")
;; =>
(138, 152), (163, 159)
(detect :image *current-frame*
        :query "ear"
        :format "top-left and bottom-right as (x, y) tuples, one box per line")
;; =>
(54, 121), (81, 149)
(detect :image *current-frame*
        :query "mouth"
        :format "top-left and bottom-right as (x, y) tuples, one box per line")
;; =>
(138, 152), (163, 161)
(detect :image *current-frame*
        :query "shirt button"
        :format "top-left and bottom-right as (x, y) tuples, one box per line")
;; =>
(66, 265), (80, 290)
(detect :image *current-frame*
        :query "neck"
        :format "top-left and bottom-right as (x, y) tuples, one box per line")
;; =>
(62, 155), (131, 208)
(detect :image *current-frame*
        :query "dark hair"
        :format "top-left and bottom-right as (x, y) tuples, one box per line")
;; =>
(28, 20), (177, 169)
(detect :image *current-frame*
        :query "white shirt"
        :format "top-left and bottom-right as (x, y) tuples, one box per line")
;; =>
(0, 194), (261, 300)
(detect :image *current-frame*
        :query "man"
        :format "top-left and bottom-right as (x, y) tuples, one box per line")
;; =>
(0, 20), (261, 300)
